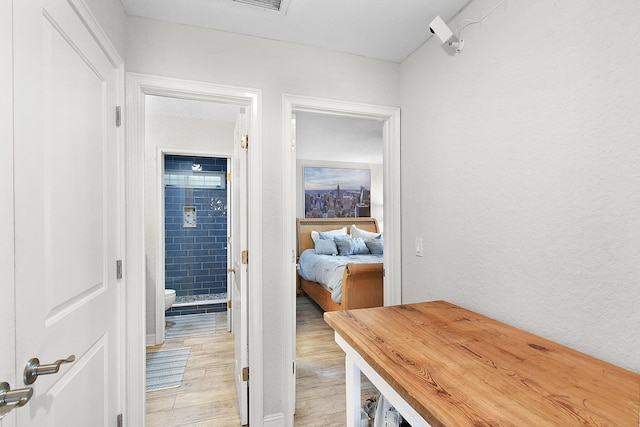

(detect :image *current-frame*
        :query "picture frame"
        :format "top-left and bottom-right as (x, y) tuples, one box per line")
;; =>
(303, 166), (371, 218)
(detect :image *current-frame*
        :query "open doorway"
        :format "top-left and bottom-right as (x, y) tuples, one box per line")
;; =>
(282, 95), (401, 424)
(125, 73), (262, 426)
(294, 111), (384, 423)
(143, 96), (243, 424)
(144, 95), (237, 345)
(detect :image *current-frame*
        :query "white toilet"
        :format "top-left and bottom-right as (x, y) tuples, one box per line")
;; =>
(164, 289), (176, 311)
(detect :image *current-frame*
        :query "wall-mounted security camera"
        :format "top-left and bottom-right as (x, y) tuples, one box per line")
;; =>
(429, 15), (453, 43)
(429, 15), (464, 56)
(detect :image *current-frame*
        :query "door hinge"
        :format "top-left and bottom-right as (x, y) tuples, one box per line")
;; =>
(227, 300), (232, 309)
(115, 106), (122, 127)
(227, 172), (232, 182)
(293, 361), (295, 374)
(116, 260), (123, 280)
(241, 134), (249, 149)
(242, 367), (249, 382)
(117, 413), (123, 427)
(242, 250), (249, 265)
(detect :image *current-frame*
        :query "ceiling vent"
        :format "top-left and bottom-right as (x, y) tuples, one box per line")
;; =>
(232, 0), (285, 12)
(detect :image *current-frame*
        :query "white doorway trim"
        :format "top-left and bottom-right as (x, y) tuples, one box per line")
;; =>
(125, 73), (263, 426)
(281, 94), (401, 423)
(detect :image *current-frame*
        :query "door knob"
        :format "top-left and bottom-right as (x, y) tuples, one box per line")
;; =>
(0, 382), (33, 420)
(228, 267), (236, 273)
(23, 355), (75, 385)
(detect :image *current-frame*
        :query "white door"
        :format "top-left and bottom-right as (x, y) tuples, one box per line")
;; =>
(10, 0), (122, 424)
(231, 110), (249, 425)
(226, 158), (232, 333)
(0, 0), (17, 423)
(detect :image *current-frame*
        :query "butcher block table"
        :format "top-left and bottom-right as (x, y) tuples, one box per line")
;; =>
(324, 300), (639, 427)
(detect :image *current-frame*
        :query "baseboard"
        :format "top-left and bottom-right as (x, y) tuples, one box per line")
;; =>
(263, 412), (285, 427)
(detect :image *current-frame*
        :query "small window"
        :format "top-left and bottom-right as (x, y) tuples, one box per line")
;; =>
(164, 171), (226, 189)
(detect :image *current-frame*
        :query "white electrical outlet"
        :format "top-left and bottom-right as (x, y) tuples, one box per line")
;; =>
(415, 237), (424, 257)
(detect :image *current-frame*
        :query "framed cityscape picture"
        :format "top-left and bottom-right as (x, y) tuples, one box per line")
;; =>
(303, 166), (371, 218)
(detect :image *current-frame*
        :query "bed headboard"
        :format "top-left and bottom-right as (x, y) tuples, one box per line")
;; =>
(296, 217), (380, 256)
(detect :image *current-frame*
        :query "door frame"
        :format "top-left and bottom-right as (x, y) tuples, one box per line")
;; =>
(153, 148), (233, 345)
(281, 94), (401, 422)
(125, 73), (263, 426)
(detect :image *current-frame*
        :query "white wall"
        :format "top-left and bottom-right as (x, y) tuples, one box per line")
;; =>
(400, 0), (640, 373)
(144, 109), (235, 341)
(295, 112), (384, 227)
(295, 112), (384, 164)
(127, 16), (400, 419)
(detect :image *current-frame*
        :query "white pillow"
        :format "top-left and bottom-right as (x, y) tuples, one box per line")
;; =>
(310, 227), (347, 243)
(351, 224), (381, 240)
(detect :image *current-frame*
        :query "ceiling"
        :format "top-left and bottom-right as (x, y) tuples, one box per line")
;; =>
(120, 0), (471, 63)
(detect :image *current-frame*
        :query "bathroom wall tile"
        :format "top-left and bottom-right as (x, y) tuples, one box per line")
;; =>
(164, 155), (228, 307)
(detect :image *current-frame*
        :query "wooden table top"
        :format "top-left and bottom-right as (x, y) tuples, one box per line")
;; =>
(324, 300), (640, 427)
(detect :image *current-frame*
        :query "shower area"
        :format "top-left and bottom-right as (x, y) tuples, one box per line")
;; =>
(164, 154), (229, 316)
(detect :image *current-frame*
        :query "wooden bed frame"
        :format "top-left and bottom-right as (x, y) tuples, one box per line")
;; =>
(296, 217), (384, 312)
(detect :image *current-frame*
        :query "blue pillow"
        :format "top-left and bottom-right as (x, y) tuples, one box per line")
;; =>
(365, 239), (384, 255)
(335, 237), (370, 256)
(314, 239), (338, 255)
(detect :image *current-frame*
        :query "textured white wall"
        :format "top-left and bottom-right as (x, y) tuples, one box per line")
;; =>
(127, 17), (400, 418)
(400, 0), (640, 372)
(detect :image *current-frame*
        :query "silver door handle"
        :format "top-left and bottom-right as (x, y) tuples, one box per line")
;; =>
(23, 355), (75, 385)
(0, 382), (33, 420)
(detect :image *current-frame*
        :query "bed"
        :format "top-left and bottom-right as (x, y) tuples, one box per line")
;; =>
(296, 218), (384, 312)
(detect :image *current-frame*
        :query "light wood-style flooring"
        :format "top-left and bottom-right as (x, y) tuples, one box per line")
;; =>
(295, 295), (377, 426)
(146, 296), (376, 426)
(146, 313), (240, 426)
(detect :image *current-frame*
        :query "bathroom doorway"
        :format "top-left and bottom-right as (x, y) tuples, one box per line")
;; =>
(143, 94), (247, 424)
(144, 95), (238, 345)
(127, 74), (260, 425)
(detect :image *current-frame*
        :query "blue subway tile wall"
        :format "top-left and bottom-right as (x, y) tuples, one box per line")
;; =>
(165, 155), (227, 315)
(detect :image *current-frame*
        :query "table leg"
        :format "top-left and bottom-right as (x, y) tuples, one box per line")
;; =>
(345, 353), (362, 427)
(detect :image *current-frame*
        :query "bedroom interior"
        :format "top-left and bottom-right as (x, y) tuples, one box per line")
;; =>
(294, 111), (387, 421)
